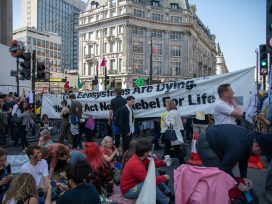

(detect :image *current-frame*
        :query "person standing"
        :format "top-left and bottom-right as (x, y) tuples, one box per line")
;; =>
(213, 83), (243, 125)
(17, 102), (31, 151)
(108, 88), (126, 147)
(69, 94), (84, 147)
(161, 99), (185, 164)
(119, 96), (135, 153)
(59, 100), (72, 145)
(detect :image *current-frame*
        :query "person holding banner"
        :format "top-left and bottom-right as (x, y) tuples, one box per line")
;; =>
(109, 88), (126, 147)
(213, 84), (243, 125)
(120, 139), (172, 204)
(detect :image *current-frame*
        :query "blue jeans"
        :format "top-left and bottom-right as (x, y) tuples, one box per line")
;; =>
(112, 121), (120, 147)
(124, 182), (170, 204)
(266, 162), (272, 192)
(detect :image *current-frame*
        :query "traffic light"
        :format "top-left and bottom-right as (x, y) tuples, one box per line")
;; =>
(92, 76), (98, 85)
(110, 78), (115, 88)
(260, 45), (268, 75)
(267, 0), (272, 52)
(19, 52), (31, 80)
(105, 75), (109, 85)
(37, 62), (46, 80)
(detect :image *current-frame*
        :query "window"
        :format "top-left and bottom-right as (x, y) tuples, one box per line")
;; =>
(171, 62), (181, 75)
(171, 46), (181, 56)
(110, 27), (116, 35)
(153, 44), (162, 55)
(170, 31), (182, 40)
(133, 59), (144, 74)
(110, 59), (116, 70)
(103, 42), (107, 53)
(151, 30), (162, 38)
(134, 9), (145, 17)
(118, 25), (123, 34)
(91, 2), (98, 9)
(170, 3), (178, 10)
(170, 16), (181, 23)
(133, 41), (143, 53)
(132, 27), (143, 35)
(103, 28), (108, 36)
(118, 58), (122, 72)
(151, 1), (159, 6)
(153, 61), (162, 74)
(37, 39), (41, 47)
(110, 42), (115, 53)
(152, 13), (163, 21)
(118, 40), (122, 52)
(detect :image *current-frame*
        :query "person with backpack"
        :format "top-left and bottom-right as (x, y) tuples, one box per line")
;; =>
(108, 88), (126, 147)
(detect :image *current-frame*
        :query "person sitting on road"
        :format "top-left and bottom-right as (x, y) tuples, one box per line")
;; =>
(38, 129), (54, 148)
(0, 148), (12, 203)
(45, 160), (101, 204)
(47, 143), (70, 180)
(85, 142), (114, 197)
(120, 139), (171, 204)
(3, 173), (39, 204)
(20, 145), (49, 194)
(40, 114), (50, 130)
(100, 136), (120, 169)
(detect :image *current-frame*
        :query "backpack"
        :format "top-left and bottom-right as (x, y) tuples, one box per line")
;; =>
(85, 116), (95, 130)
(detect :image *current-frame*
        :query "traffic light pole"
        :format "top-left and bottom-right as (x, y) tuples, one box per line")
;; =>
(16, 58), (19, 96)
(32, 50), (36, 108)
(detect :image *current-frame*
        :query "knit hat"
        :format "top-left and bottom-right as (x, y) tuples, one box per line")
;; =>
(255, 133), (272, 157)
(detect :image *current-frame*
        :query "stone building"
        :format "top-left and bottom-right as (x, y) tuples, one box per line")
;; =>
(0, 0), (13, 46)
(78, 0), (225, 90)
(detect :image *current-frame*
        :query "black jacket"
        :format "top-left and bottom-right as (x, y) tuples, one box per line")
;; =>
(119, 105), (131, 135)
(206, 124), (254, 178)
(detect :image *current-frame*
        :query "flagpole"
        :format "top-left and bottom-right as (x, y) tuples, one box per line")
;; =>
(104, 66), (107, 90)
(149, 38), (153, 85)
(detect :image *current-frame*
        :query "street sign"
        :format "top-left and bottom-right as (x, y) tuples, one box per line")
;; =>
(10, 70), (17, 77)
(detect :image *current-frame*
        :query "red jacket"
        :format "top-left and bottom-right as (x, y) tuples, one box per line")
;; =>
(120, 154), (167, 194)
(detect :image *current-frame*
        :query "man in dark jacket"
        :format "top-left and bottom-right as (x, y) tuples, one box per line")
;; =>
(108, 88), (126, 147)
(119, 96), (135, 152)
(196, 124), (272, 190)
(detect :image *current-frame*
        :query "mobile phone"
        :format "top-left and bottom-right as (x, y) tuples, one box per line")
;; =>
(50, 180), (57, 188)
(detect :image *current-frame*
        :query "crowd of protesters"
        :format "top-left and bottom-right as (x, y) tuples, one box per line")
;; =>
(0, 84), (272, 204)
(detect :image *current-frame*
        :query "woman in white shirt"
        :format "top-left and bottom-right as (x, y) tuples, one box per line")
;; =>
(161, 99), (185, 164)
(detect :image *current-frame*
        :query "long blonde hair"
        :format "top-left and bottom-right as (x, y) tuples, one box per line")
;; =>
(101, 136), (113, 147)
(3, 173), (37, 204)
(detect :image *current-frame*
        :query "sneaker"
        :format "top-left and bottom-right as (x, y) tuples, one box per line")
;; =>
(264, 191), (272, 203)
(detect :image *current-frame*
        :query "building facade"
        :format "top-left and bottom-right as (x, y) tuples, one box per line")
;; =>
(21, 0), (86, 70)
(215, 43), (228, 75)
(13, 27), (62, 72)
(78, 0), (221, 90)
(0, 0), (13, 46)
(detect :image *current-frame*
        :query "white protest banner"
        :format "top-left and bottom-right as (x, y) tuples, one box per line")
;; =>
(41, 67), (255, 119)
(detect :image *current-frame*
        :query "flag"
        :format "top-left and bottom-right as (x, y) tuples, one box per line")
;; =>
(100, 57), (106, 67)
(136, 156), (156, 204)
(134, 77), (145, 88)
(77, 76), (84, 89)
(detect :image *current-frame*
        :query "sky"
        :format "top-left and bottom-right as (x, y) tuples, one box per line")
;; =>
(13, 0), (266, 72)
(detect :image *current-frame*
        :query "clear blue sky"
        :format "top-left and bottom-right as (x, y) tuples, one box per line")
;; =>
(13, 0), (266, 72)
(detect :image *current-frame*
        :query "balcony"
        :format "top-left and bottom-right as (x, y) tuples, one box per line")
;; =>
(84, 54), (95, 62)
(108, 69), (118, 74)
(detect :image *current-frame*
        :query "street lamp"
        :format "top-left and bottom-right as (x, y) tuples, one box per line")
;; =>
(148, 38), (153, 85)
